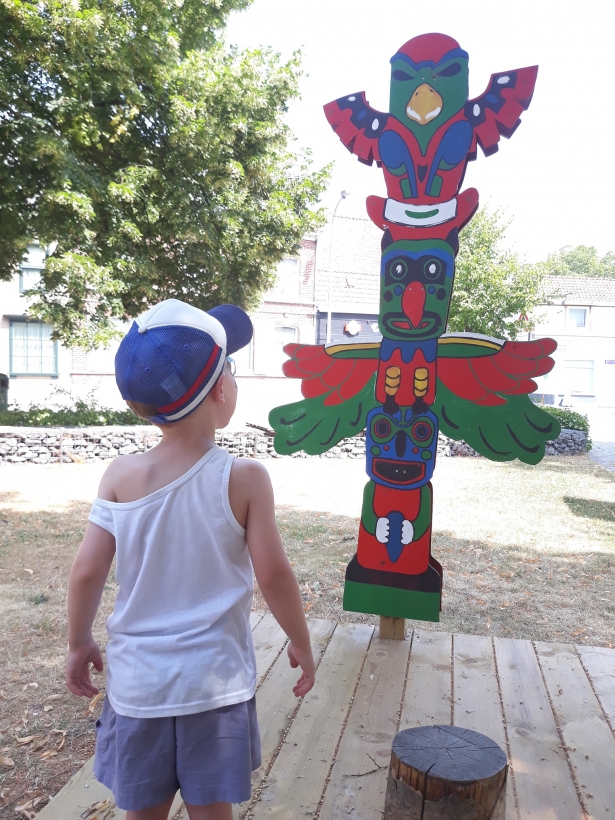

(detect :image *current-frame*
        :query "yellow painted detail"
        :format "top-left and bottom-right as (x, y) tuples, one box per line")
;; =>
(385, 366), (401, 395)
(325, 342), (380, 357)
(414, 367), (428, 381)
(438, 335), (502, 351)
(406, 84), (443, 126)
(413, 366), (429, 398)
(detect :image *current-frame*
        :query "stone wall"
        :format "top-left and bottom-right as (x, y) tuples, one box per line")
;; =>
(0, 425), (587, 464)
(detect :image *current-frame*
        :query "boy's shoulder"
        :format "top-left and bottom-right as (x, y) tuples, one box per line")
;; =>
(230, 456), (271, 487)
(97, 453), (154, 503)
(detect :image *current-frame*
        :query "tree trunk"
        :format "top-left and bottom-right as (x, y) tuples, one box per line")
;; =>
(383, 725), (507, 819)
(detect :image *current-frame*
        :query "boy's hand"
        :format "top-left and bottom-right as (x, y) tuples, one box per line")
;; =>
(287, 642), (316, 697)
(66, 640), (104, 698)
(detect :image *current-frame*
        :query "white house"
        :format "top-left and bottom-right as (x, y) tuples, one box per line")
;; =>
(3, 237), (614, 423)
(531, 277), (615, 409)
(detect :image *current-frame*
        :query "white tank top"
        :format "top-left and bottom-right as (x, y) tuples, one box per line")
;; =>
(88, 446), (256, 719)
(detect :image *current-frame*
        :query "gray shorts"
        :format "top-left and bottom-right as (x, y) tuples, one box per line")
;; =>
(93, 695), (261, 811)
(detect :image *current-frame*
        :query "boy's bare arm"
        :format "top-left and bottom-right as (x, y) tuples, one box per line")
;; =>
(232, 460), (315, 696)
(66, 522), (116, 697)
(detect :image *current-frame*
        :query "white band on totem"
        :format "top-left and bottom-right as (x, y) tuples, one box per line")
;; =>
(384, 197), (457, 227)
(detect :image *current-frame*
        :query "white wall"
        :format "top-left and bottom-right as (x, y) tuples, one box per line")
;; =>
(533, 303), (615, 408)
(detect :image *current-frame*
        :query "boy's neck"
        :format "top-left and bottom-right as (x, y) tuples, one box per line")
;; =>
(156, 405), (219, 454)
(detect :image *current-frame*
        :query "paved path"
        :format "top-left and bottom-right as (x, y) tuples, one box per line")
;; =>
(590, 440), (615, 473)
(586, 407), (615, 474)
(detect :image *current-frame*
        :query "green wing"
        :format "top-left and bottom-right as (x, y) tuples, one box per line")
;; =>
(433, 381), (561, 465)
(268, 375), (378, 456)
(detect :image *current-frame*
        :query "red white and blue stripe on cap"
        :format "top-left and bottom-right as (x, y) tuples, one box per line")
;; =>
(115, 299), (252, 423)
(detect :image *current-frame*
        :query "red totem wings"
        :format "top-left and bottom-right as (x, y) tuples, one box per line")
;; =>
(282, 344), (378, 406)
(437, 337), (557, 406)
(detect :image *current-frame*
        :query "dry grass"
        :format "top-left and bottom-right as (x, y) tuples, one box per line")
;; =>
(261, 457), (615, 647)
(0, 454), (613, 814)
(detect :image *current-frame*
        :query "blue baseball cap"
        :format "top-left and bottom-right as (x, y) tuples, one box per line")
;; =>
(115, 299), (253, 423)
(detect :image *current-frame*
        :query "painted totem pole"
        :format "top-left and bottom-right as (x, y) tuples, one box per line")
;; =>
(269, 33), (560, 623)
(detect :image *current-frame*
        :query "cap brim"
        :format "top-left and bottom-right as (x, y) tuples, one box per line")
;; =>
(208, 304), (253, 355)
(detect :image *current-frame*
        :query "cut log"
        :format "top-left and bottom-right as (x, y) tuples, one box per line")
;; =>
(380, 616), (406, 640)
(383, 725), (507, 819)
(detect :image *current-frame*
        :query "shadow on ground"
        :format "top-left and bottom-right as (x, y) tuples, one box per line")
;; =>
(257, 505), (615, 648)
(564, 496), (615, 522)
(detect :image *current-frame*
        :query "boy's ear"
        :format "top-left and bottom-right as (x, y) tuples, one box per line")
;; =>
(212, 370), (226, 403)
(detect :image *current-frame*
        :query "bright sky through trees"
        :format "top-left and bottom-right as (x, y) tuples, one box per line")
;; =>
(226, 0), (614, 262)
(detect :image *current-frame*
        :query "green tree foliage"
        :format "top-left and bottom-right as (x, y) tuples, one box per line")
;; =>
(0, 0), (328, 347)
(448, 208), (547, 340)
(538, 245), (615, 279)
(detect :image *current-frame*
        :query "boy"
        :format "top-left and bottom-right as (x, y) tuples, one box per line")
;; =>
(66, 299), (315, 820)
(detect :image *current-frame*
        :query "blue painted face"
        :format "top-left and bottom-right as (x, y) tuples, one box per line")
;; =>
(366, 406), (438, 488)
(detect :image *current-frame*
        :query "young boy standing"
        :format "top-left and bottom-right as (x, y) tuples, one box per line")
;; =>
(66, 299), (315, 820)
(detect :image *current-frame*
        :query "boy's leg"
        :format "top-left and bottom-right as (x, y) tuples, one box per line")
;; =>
(125, 794), (175, 820)
(184, 802), (232, 820)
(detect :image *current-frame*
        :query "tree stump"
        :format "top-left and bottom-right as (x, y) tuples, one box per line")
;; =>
(380, 616), (406, 640)
(383, 725), (507, 819)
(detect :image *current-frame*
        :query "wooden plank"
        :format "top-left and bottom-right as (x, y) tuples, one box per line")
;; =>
(576, 644), (615, 731)
(319, 635), (411, 819)
(250, 611), (265, 630)
(252, 613), (289, 686)
(36, 757), (184, 820)
(237, 619), (336, 818)
(494, 637), (582, 820)
(453, 633), (517, 820)
(249, 621), (374, 819)
(400, 630), (452, 729)
(536, 641), (615, 819)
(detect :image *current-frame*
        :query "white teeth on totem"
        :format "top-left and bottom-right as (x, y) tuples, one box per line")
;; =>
(401, 520), (414, 545)
(376, 518), (390, 544)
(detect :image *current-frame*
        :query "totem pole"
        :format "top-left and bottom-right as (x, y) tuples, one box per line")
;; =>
(268, 33), (560, 623)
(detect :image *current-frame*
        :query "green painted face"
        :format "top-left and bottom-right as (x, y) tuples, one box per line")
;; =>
(379, 240), (455, 342)
(389, 56), (469, 153)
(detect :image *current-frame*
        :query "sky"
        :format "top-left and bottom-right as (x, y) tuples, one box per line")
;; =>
(225, 0), (614, 262)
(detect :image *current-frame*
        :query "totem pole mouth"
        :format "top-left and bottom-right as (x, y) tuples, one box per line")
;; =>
(373, 459), (426, 485)
(382, 311), (442, 338)
(406, 83), (443, 125)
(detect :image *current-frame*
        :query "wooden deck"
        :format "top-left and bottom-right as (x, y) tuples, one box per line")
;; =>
(38, 613), (615, 820)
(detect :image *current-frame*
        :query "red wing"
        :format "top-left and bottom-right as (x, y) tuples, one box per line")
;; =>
(282, 344), (378, 406)
(438, 338), (556, 406)
(467, 66), (538, 157)
(323, 93), (388, 166)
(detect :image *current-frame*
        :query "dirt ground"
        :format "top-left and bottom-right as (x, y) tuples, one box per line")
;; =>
(0, 454), (613, 815)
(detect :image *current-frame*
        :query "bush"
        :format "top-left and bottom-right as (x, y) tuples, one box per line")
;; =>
(0, 389), (149, 427)
(538, 405), (592, 451)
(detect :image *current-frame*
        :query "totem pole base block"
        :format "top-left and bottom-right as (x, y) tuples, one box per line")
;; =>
(343, 580), (440, 622)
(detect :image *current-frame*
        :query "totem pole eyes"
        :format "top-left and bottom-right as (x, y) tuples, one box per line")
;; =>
(379, 246), (455, 341)
(389, 54), (469, 148)
(366, 407), (439, 488)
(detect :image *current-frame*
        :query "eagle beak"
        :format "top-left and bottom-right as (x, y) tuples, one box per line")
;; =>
(406, 83), (443, 125)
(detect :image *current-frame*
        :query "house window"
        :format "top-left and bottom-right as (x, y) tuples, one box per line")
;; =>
(567, 307), (588, 330)
(563, 360), (594, 395)
(19, 267), (43, 293)
(10, 321), (58, 376)
(269, 259), (300, 300)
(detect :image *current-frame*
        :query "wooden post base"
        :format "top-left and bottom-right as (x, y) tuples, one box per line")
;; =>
(379, 616), (406, 640)
(384, 725), (507, 819)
